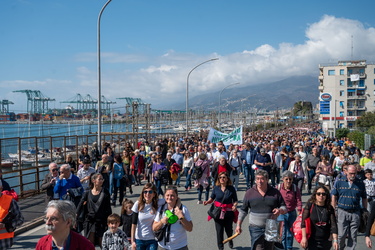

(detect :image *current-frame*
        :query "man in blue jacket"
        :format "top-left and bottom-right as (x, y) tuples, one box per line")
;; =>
(54, 164), (83, 207)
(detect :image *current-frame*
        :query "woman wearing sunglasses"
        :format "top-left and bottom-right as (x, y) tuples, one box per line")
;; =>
(204, 172), (238, 250)
(131, 183), (163, 250)
(300, 185), (338, 250)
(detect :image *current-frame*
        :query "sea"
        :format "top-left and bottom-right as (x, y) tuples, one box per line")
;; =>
(0, 122), (174, 192)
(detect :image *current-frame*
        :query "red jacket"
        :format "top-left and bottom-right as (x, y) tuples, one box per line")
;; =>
(131, 154), (145, 174)
(36, 230), (95, 250)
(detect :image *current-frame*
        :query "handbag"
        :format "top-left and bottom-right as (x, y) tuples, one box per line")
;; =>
(265, 219), (283, 242)
(291, 204), (314, 243)
(207, 190), (227, 220)
(371, 220), (375, 236)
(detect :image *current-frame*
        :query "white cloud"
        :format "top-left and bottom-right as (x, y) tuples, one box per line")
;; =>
(5, 15), (375, 111)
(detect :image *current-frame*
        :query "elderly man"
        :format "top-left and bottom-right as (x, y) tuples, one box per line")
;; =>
(236, 169), (286, 249)
(331, 165), (367, 250)
(36, 200), (94, 250)
(254, 148), (272, 175)
(95, 154), (111, 191)
(41, 163), (60, 204)
(132, 149), (145, 186)
(0, 180), (24, 249)
(77, 159), (95, 190)
(53, 164), (83, 207)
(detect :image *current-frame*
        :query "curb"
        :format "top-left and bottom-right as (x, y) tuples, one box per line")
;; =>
(15, 216), (44, 236)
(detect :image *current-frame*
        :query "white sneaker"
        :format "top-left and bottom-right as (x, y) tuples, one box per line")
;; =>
(197, 200), (203, 204)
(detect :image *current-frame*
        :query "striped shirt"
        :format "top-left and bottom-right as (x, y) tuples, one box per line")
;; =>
(331, 176), (366, 210)
(238, 185), (286, 228)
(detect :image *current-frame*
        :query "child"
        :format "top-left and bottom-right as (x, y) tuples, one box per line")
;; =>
(120, 198), (134, 242)
(364, 169), (375, 211)
(102, 213), (130, 250)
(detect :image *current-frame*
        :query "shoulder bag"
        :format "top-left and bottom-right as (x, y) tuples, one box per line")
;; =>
(291, 203), (314, 243)
(207, 190), (227, 220)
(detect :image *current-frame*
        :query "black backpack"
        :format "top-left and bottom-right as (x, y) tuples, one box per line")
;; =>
(192, 162), (207, 180)
(158, 167), (169, 185)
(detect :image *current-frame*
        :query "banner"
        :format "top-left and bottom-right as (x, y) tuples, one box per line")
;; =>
(207, 126), (243, 146)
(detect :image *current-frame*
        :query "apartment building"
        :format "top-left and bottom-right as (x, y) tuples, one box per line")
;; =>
(318, 60), (375, 135)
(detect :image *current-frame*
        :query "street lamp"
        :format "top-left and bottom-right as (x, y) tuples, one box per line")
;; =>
(97, 0), (112, 152)
(219, 82), (240, 130)
(186, 58), (219, 137)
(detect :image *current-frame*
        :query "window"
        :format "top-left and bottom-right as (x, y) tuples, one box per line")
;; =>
(340, 69), (345, 75)
(340, 101), (344, 107)
(359, 68), (365, 75)
(348, 69), (353, 75)
(373, 101), (375, 107)
(359, 80), (365, 87)
(328, 70), (335, 76)
(340, 90), (345, 96)
(340, 80), (345, 86)
(348, 111), (354, 116)
(339, 111), (344, 117)
(348, 79), (353, 87)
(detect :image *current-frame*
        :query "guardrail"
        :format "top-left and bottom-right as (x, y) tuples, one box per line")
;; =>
(0, 131), (186, 199)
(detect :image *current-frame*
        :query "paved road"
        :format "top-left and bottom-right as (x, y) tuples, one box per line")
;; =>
(10, 177), (369, 250)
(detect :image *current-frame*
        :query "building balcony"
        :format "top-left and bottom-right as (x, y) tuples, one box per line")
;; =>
(318, 75), (324, 80)
(347, 95), (367, 100)
(318, 85), (324, 91)
(357, 106), (367, 111)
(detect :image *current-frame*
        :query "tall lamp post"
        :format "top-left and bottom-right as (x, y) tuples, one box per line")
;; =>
(219, 82), (240, 130)
(97, 0), (112, 152)
(186, 58), (219, 137)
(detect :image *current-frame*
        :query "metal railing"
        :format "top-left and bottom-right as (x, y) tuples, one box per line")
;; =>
(0, 131), (186, 199)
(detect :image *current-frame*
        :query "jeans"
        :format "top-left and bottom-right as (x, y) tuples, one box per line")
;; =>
(230, 171), (239, 190)
(183, 167), (192, 189)
(155, 179), (164, 196)
(198, 184), (210, 201)
(278, 210), (297, 250)
(307, 169), (316, 192)
(174, 172), (181, 185)
(135, 239), (158, 250)
(112, 180), (124, 204)
(243, 163), (253, 188)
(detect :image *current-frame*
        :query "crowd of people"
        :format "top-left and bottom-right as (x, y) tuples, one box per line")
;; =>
(9, 122), (375, 249)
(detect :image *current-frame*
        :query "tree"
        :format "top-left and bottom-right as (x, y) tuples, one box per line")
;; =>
(356, 111), (375, 129)
(348, 130), (365, 150)
(336, 128), (350, 139)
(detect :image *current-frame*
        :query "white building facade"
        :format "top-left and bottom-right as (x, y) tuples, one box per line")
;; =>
(318, 60), (375, 136)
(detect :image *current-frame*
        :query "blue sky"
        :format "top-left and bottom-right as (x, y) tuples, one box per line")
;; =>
(1, 0), (375, 113)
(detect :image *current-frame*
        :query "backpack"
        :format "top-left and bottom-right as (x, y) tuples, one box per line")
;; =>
(192, 162), (207, 180)
(158, 167), (170, 185)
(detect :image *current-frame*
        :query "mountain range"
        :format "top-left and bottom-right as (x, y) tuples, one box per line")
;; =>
(168, 75), (319, 112)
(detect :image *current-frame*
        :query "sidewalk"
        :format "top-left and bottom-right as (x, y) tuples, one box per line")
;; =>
(15, 193), (46, 236)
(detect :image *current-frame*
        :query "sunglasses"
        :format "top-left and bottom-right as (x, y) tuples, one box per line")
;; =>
(284, 178), (293, 181)
(315, 221), (327, 227)
(143, 190), (154, 194)
(51, 169), (58, 172)
(316, 192), (327, 196)
(219, 176), (227, 179)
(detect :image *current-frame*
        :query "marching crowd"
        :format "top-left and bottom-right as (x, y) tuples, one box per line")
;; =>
(4, 123), (375, 249)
